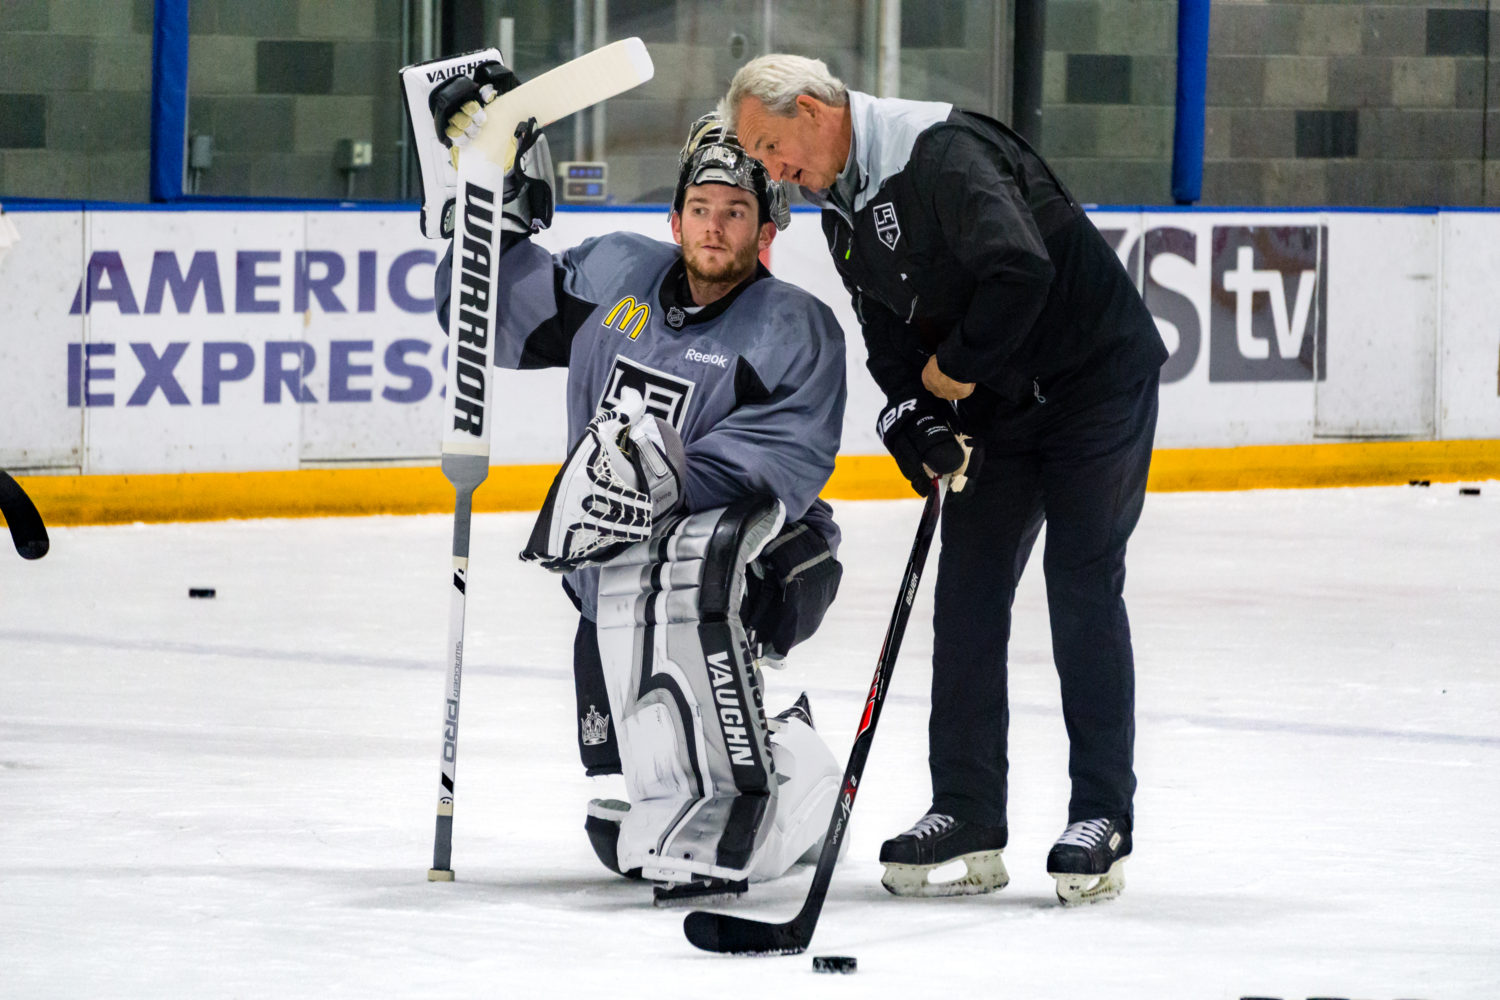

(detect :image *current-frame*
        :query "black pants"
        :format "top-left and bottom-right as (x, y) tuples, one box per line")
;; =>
(932, 372), (1159, 830)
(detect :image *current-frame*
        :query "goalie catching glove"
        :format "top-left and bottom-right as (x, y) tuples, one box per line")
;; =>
(877, 396), (982, 497)
(521, 389), (686, 572)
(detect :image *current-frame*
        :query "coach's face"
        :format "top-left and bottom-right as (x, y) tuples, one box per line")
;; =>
(671, 182), (773, 290)
(734, 95), (850, 192)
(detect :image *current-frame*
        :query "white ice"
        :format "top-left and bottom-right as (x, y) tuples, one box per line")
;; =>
(3, 485), (1498, 999)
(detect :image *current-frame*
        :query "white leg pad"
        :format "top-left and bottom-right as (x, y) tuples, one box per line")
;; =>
(749, 716), (841, 881)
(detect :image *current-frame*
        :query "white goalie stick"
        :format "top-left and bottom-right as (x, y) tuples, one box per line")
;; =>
(684, 482), (944, 954)
(0, 471), (49, 560)
(426, 37), (655, 882)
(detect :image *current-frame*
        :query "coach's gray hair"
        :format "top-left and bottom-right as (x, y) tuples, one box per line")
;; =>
(718, 54), (848, 131)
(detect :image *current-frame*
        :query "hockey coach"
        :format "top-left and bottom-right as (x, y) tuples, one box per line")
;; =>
(427, 67), (849, 907)
(722, 54), (1167, 905)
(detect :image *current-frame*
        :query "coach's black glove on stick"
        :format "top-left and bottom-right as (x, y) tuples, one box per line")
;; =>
(876, 398), (982, 497)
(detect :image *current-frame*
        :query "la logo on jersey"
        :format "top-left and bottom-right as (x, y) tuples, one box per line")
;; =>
(600, 356), (695, 430)
(872, 202), (900, 250)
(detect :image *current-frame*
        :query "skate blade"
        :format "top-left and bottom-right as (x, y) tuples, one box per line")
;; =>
(652, 879), (748, 909)
(880, 849), (1009, 898)
(1050, 857), (1126, 906)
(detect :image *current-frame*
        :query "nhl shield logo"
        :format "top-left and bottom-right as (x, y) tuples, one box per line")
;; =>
(872, 202), (900, 250)
(581, 705), (610, 746)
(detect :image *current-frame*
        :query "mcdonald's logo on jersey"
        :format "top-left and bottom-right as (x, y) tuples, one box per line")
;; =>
(603, 296), (650, 340)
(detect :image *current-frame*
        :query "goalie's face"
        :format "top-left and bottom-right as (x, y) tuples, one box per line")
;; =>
(671, 182), (775, 295)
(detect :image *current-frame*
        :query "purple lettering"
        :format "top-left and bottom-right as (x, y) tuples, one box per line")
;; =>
(127, 342), (191, 406)
(358, 250), (377, 312)
(329, 340), (373, 402)
(294, 251), (347, 313)
(202, 342), (256, 404)
(263, 341), (316, 403)
(144, 251), (225, 314)
(388, 249), (436, 313)
(382, 339), (433, 403)
(68, 251), (138, 315)
(236, 251), (280, 314)
(66, 342), (116, 407)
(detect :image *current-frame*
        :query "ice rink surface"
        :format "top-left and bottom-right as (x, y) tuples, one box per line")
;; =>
(3, 484), (1498, 999)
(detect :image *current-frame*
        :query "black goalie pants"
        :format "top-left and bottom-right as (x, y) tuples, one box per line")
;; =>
(932, 372), (1159, 830)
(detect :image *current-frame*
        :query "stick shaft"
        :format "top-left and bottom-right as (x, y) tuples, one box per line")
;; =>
(429, 467), (484, 879)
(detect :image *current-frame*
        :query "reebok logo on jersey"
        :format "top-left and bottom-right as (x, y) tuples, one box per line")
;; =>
(684, 347), (729, 369)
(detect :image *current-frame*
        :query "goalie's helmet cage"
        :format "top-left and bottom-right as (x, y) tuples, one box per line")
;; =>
(671, 113), (791, 231)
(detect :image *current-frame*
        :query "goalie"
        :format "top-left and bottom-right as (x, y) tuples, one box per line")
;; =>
(426, 66), (848, 905)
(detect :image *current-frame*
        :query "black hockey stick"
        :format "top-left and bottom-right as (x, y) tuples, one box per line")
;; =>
(0, 471), (49, 560)
(684, 481), (944, 955)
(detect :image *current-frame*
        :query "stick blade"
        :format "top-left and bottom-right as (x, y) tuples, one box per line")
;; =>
(0, 472), (49, 560)
(683, 911), (808, 956)
(471, 37), (655, 169)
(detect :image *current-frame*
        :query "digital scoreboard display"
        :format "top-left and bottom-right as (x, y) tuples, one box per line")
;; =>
(558, 162), (608, 203)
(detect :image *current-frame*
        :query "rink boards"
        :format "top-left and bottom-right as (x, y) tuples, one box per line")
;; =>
(1, 203), (1498, 521)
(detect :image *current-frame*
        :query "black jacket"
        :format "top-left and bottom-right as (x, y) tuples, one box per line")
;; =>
(810, 92), (1166, 424)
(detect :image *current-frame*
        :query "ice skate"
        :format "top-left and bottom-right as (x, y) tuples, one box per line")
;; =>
(1046, 817), (1130, 905)
(651, 876), (748, 908)
(584, 798), (642, 879)
(878, 812), (1009, 897)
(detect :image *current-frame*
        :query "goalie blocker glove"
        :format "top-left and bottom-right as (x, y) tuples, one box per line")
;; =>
(427, 61), (554, 239)
(876, 397), (982, 497)
(429, 61), (519, 162)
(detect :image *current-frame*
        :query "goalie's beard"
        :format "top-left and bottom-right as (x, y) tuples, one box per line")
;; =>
(681, 237), (759, 296)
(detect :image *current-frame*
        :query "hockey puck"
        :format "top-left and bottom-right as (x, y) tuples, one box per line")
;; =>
(1460, 487), (1481, 496)
(188, 587), (216, 598)
(812, 955), (857, 974)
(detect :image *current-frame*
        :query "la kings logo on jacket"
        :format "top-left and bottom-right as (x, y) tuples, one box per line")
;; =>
(872, 202), (900, 250)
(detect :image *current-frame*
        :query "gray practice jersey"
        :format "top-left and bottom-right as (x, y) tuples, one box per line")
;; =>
(437, 231), (847, 621)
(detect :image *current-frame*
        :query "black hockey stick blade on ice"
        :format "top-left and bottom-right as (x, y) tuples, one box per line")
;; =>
(0, 471), (49, 560)
(684, 482), (944, 956)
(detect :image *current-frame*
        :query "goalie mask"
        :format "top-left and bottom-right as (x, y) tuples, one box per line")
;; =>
(672, 113), (791, 231)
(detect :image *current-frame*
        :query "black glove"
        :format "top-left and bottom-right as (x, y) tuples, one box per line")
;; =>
(876, 397), (982, 497)
(429, 62), (520, 147)
(429, 62), (527, 238)
(501, 118), (554, 236)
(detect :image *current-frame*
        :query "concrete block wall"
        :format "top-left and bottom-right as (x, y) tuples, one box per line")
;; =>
(0, 0), (405, 202)
(1040, 0), (1497, 207)
(185, 0), (404, 200)
(0, 0), (155, 201)
(511, 0), (1002, 207)
(3, 0), (1493, 209)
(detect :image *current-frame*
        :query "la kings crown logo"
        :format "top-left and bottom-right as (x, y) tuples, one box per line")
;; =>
(581, 705), (610, 746)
